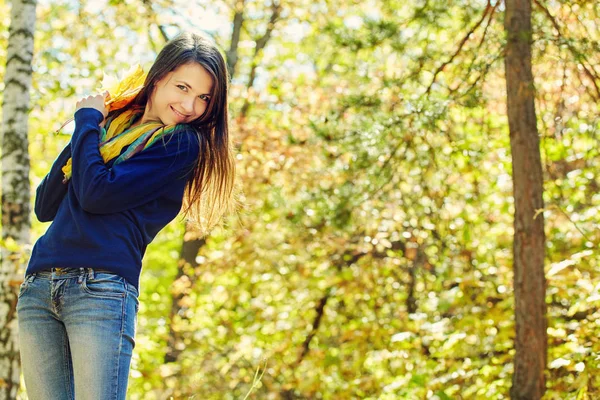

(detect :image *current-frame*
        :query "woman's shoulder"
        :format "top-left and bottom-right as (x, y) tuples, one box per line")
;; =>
(173, 124), (200, 140)
(178, 125), (203, 150)
(159, 124), (200, 148)
(162, 125), (201, 161)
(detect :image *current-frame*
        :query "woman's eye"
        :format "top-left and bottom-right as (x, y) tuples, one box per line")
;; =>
(177, 85), (187, 91)
(199, 95), (210, 102)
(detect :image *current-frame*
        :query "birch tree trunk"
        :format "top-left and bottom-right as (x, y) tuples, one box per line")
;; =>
(504, 0), (547, 398)
(0, 0), (37, 398)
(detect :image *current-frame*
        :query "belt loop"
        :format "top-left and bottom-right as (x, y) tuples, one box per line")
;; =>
(88, 268), (95, 280)
(29, 273), (37, 283)
(78, 267), (85, 284)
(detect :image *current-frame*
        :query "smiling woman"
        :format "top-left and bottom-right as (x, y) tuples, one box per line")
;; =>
(16, 31), (236, 400)
(138, 63), (214, 126)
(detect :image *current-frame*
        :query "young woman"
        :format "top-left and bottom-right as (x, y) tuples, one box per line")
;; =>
(16, 31), (235, 399)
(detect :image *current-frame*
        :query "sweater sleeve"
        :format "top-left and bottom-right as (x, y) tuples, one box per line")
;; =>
(70, 108), (200, 214)
(34, 143), (72, 222)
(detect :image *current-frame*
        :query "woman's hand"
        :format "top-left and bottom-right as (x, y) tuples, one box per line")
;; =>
(75, 91), (109, 127)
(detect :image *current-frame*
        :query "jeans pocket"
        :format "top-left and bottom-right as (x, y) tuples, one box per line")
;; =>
(132, 291), (140, 314)
(81, 272), (127, 299)
(18, 274), (34, 298)
(125, 283), (140, 313)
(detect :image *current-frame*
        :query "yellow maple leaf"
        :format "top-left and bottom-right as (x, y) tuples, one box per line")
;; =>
(54, 64), (147, 135)
(101, 64), (147, 111)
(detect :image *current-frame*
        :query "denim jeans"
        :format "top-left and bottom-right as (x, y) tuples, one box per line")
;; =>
(16, 267), (139, 400)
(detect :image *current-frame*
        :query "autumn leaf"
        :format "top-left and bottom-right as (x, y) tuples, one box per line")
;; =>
(54, 64), (147, 134)
(101, 64), (146, 111)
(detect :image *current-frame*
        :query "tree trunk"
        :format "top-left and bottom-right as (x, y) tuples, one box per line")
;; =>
(504, 1), (547, 398)
(164, 225), (205, 363)
(0, 0), (37, 398)
(226, 0), (245, 77)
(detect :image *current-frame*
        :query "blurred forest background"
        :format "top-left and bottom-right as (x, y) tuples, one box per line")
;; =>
(1, 0), (599, 399)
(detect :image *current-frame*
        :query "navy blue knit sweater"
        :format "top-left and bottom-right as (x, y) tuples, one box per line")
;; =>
(26, 108), (200, 290)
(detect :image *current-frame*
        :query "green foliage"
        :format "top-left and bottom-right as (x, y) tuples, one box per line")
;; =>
(5, 0), (600, 398)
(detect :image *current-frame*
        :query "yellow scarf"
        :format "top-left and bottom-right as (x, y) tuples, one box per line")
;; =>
(60, 65), (185, 182)
(60, 109), (184, 182)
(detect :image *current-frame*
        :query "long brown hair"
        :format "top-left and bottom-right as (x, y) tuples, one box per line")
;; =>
(131, 31), (237, 236)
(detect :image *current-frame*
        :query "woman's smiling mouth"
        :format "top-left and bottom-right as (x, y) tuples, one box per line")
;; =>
(170, 106), (189, 121)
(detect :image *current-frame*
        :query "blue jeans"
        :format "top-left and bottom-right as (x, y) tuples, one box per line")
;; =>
(16, 267), (139, 400)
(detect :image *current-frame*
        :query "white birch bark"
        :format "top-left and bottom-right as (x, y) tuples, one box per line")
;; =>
(0, 0), (37, 398)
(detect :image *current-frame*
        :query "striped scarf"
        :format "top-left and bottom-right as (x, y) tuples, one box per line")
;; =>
(61, 107), (185, 183)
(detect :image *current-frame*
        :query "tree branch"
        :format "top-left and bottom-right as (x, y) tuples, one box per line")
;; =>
(239, 0), (282, 118)
(533, 0), (600, 101)
(448, 1), (500, 95)
(294, 287), (331, 366)
(425, 0), (493, 95)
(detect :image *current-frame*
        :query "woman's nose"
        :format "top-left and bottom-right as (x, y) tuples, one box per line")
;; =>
(181, 97), (195, 113)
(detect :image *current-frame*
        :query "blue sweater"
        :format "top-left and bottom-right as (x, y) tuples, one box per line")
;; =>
(26, 108), (200, 290)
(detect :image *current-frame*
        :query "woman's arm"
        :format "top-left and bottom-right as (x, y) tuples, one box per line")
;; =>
(34, 93), (108, 222)
(34, 143), (72, 222)
(69, 108), (200, 214)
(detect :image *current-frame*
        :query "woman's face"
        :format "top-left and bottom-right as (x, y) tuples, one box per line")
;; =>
(144, 62), (214, 125)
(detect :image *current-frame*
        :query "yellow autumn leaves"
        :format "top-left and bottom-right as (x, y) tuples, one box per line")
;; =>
(101, 64), (147, 111)
(54, 64), (147, 136)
